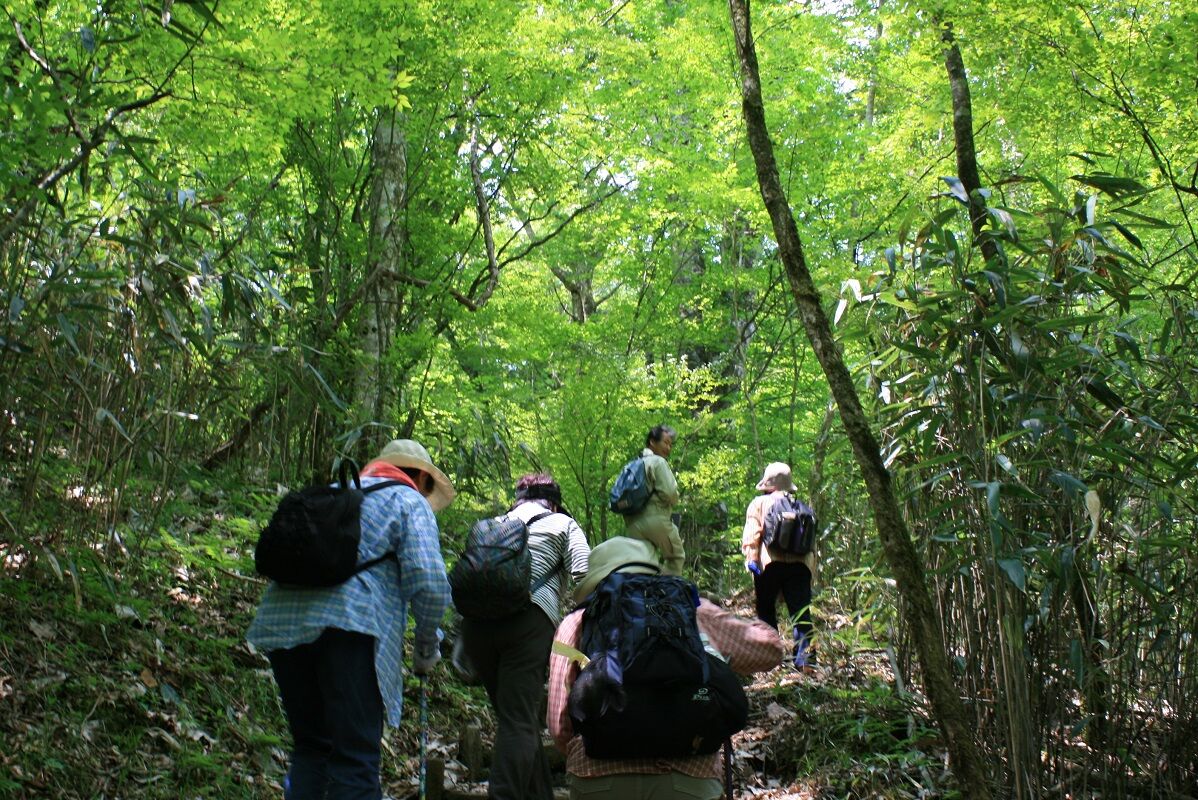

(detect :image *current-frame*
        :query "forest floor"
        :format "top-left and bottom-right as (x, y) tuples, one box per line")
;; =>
(0, 488), (955, 799)
(395, 588), (957, 800)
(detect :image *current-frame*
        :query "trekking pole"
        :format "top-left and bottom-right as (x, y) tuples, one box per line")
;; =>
(723, 738), (734, 800)
(419, 677), (429, 800)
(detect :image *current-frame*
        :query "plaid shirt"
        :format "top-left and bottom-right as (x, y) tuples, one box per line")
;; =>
(547, 596), (784, 778)
(247, 477), (450, 726)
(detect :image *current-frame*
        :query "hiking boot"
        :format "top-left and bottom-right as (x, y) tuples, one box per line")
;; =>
(792, 629), (815, 670)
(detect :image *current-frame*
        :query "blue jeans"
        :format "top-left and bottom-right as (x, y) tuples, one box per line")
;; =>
(268, 628), (384, 800)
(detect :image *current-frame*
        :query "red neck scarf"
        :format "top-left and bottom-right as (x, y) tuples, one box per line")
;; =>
(360, 461), (419, 491)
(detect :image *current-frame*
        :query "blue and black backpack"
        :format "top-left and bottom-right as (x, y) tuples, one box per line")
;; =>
(567, 572), (749, 758)
(608, 456), (653, 515)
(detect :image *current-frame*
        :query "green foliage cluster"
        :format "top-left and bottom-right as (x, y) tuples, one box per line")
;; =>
(2, 0), (1196, 796)
(761, 680), (951, 799)
(0, 481), (278, 797)
(846, 163), (1198, 790)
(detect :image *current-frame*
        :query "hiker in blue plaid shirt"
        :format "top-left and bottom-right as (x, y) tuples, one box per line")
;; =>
(248, 439), (455, 800)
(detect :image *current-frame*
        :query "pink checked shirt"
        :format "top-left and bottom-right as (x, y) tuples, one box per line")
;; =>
(547, 597), (784, 778)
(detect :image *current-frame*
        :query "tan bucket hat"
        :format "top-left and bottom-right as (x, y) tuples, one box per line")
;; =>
(573, 537), (662, 602)
(755, 462), (798, 493)
(372, 439), (456, 511)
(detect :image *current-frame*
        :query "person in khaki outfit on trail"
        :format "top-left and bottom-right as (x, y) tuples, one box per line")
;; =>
(622, 424), (685, 575)
(741, 461), (817, 669)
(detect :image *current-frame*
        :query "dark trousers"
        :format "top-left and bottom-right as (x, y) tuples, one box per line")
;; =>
(753, 560), (813, 640)
(268, 628), (384, 800)
(461, 605), (556, 800)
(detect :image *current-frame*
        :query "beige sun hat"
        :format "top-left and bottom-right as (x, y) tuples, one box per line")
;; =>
(755, 462), (798, 493)
(372, 439), (456, 511)
(573, 537), (662, 602)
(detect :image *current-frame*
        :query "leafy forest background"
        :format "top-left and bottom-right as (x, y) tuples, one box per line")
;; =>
(1, 0), (1195, 797)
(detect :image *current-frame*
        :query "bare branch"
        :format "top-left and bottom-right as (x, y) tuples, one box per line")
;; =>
(464, 117), (501, 308)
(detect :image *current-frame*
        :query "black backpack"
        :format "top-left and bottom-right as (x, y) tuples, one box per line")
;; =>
(449, 511), (554, 620)
(567, 573), (749, 758)
(255, 460), (406, 587)
(762, 494), (817, 556)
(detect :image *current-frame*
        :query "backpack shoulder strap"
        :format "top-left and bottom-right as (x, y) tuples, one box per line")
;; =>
(530, 570), (555, 595)
(352, 550), (398, 576)
(640, 455), (659, 497)
(525, 511), (555, 527)
(361, 478), (413, 495)
(352, 479), (411, 578)
(526, 511), (564, 595)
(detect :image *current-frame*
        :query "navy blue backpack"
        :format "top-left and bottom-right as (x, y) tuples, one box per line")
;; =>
(567, 573), (749, 758)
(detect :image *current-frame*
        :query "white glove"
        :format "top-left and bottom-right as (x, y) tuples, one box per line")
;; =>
(413, 644), (441, 676)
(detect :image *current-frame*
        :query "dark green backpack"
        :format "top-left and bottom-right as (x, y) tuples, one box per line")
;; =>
(449, 511), (554, 619)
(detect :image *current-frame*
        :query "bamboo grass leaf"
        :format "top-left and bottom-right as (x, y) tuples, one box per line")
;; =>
(1049, 470), (1088, 497)
(96, 408), (133, 443)
(305, 364), (347, 411)
(941, 176), (969, 205)
(997, 558), (1026, 591)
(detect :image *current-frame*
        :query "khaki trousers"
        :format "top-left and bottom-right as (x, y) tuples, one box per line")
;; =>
(569, 771), (723, 799)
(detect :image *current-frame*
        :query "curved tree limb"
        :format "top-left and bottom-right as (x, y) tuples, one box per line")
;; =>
(941, 23), (1001, 266)
(727, 1), (994, 796)
(1, 7), (207, 244)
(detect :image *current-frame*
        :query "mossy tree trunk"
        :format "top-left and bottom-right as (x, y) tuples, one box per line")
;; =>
(728, 2), (994, 796)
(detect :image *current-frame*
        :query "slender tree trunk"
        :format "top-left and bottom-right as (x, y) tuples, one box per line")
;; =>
(942, 25), (1049, 791)
(356, 108), (408, 448)
(727, 2), (993, 796)
(941, 24), (1000, 266)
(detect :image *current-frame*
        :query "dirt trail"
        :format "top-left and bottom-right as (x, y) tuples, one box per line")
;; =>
(395, 593), (952, 800)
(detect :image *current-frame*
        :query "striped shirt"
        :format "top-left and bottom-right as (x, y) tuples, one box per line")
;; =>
(246, 477), (450, 726)
(508, 501), (591, 626)
(547, 597), (784, 778)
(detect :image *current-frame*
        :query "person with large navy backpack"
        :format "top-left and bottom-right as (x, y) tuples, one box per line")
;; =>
(548, 537), (783, 799)
(247, 439), (455, 800)
(741, 461), (819, 670)
(453, 473), (591, 800)
(612, 424), (686, 575)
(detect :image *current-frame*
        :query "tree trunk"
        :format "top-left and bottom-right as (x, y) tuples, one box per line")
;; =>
(941, 24), (1000, 266)
(356, 108), (408, 449)
(727, 2), (993, 796)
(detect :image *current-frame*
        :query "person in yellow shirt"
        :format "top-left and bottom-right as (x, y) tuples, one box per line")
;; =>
(622, 425), (685, 575)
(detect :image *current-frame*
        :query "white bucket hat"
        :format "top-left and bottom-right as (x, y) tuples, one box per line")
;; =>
(372, 439), (456, 511)
(755, 462), (798, 493)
